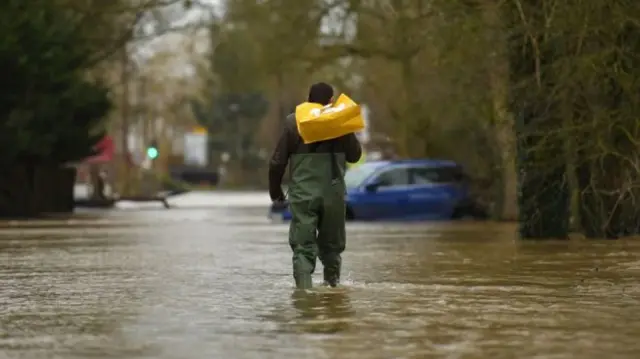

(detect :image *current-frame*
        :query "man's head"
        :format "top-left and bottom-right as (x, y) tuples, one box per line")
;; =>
(307, 82), (334, 105)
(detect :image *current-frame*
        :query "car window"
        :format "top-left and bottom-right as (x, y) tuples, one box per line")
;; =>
(344, 162), (385, 188)
(411, 166), (464, 184)
(411, 167), (438, 184)
(375, 168), (410, 187)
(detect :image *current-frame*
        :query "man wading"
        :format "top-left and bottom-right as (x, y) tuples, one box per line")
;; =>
(269, 82), (362, 289)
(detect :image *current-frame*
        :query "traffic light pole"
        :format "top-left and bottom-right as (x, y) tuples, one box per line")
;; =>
(120, 44), (131, 197)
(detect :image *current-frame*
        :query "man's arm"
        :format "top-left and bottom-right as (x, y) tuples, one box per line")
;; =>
(343, 133), (362, 163)
(268, 125), (292, 201)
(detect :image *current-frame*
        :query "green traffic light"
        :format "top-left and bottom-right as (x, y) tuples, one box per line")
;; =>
(147, 147), (158, 159)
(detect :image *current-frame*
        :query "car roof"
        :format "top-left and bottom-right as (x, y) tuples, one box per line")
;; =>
(367, 159), (460, 168)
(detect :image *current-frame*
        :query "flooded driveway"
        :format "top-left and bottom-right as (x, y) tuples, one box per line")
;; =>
(1, 192), (639, 358)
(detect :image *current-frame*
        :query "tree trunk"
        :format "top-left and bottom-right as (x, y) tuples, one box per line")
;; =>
(0, 164), (36, 218)
(483, 1), (518, 221)
(0, 164), (76, 218)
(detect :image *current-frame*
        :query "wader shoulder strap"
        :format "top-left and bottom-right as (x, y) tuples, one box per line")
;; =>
(309, 141), (339, 182)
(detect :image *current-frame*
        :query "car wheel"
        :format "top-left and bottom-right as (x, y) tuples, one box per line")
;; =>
(346, 206), (355, 221)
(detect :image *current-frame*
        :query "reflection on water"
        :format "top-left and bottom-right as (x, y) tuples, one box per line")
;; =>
(0, 192), (639, 358)
(288, 289), (355, 334)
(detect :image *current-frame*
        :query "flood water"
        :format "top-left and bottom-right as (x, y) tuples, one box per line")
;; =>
(1, 192), (639, 359)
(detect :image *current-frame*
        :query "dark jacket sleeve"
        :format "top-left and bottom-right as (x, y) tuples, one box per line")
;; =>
(343, 133), (362, 163)
(268, 125), (292, 201)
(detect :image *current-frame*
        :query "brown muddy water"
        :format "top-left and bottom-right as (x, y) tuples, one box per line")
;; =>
(0, 192), (639, 359)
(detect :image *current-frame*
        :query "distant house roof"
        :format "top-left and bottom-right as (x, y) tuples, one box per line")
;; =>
(83, 135), (115, 164)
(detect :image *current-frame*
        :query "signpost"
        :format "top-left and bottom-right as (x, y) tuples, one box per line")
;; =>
(184, 126), (208, 167)
(348, 104), (370, 168)
(356, 104), (370, 144)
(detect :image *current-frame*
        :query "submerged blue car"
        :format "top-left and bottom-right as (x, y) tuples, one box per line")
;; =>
(270, 159), (487, 221)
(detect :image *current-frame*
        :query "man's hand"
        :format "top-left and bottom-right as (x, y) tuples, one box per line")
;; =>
(269, 189), (286, 203)
(269, 117), (294, 205)
(271, 198), (288, 211)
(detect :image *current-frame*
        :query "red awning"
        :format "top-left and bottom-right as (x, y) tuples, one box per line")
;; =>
(83, 135), (115, 164)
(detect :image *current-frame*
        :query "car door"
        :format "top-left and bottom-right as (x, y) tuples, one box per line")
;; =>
(357, 167), (412, 220)
(406, 166), (458, 219)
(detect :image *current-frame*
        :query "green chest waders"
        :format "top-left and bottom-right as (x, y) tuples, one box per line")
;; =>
(288, 142), (346, 289)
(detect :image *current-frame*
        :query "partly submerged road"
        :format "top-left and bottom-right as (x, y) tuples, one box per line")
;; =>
(1, 191), (639, 358)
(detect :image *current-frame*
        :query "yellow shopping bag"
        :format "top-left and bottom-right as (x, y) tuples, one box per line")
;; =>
(295, 94), (365, 144)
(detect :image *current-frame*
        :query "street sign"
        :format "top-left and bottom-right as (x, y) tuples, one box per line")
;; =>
(184, 131), (208, 167)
